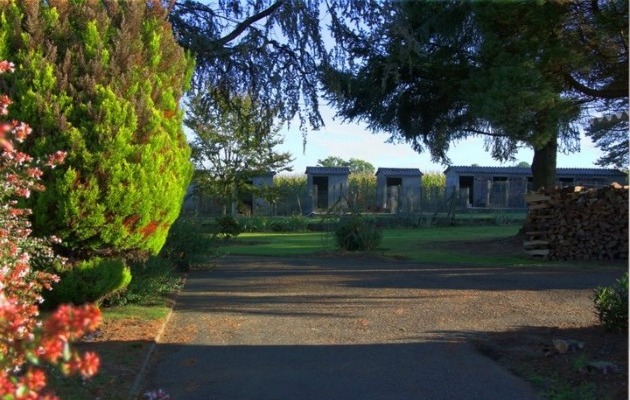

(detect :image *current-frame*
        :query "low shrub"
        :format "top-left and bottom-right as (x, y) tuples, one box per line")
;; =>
(46, 257), (131, 306)
(214, 215), (242, 239)
(161, 215), (215, 270)
(238, 216), (272, 232)
(593, 273), (628, 333)
(334, 215), (383, 251)
(105, 256), (183, 306)
(269, 215), (310, 232)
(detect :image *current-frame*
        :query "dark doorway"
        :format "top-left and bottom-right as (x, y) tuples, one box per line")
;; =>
(386, 177), (402, 187)
(313, 176), (328, 209)
(239, 180), (254, 215)
(459, 176), (474, 205)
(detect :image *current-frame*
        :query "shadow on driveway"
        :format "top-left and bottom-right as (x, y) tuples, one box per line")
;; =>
(143, 255), (624, 399)
(146, 340), (540, 400)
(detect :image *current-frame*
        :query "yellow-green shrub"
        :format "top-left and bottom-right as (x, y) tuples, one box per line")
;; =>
(46, 257), (132, 306)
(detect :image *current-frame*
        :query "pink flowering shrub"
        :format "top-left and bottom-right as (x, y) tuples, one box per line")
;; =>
(1, 60), (101, 399)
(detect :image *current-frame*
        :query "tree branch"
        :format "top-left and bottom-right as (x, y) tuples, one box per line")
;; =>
(564, 73), (628, 99)
(217, 1), (284, 46)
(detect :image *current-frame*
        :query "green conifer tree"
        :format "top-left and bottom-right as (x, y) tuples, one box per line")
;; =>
(0, 0), (194, 257)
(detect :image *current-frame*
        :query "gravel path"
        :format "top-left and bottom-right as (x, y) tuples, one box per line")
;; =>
(144, 255), (620, 399)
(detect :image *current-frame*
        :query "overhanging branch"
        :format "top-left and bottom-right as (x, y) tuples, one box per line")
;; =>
(217, 1), (284, 46)
(565, 73), (628, 99)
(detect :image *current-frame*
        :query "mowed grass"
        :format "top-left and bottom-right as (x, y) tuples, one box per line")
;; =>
(226, 231), (336, 256)
(103, 304), (171, 321)
(227, 225), (530, 266)
(380, 226), (527, 265)
(227, 225), (627, 268)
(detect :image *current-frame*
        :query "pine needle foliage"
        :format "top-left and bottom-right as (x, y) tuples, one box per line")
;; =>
(0, 1), (195, 257)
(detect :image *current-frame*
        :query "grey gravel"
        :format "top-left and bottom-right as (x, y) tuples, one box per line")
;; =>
(143, 255), (620, 400)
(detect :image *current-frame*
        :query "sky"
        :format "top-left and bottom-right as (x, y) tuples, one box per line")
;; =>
(276, 104), (605, 176)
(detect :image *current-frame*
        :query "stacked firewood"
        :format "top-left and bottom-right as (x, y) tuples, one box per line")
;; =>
(524, 183), (629, 260)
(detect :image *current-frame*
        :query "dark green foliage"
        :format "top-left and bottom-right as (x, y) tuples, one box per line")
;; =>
(324, 1), (628, 190)
(105, 256), (182, 307)
(593, 273), (628, 333)
(334, 215), (383, 251)
(588, 114), (628, 168)
(268, 216), (310, 232)
(236, 216), (310, 233)
(46, 257), (131, 307)
(169, 1), (328, 131)
(214, 215), (242, 239)
(0, 1), (194, 257)
(160, 216), (215, 271)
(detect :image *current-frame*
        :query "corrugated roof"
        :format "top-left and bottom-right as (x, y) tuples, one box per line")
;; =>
(375, 168), (423, 176)
(305, 166), (351, 175)
(444, 166), (626, 177)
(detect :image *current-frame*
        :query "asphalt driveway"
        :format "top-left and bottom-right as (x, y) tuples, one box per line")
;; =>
(143, 255), (621, 399)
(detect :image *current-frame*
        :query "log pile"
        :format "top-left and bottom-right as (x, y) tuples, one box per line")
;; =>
(524, 183), (629, 260)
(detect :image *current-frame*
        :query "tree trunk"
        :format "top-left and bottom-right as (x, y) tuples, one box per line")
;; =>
(531, 136), (557, 191)
(230, 182), (238, 216)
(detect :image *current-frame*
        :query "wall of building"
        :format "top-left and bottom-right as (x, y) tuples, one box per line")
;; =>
(305, 173), (349, 214)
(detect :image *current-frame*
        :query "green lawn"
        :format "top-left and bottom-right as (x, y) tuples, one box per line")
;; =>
(225, 231), (336, 256)
(379, 226), (527, 265)
(226, 225), (530, 266)
(103, 304), (171, 321)
(226, 225), (626, 268)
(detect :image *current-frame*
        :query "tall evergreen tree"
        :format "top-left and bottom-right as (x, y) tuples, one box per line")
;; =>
(0, 1), (195, 257)
(563, 1), (628, 168)
(323, 1), (628, 188)
(168, 0), (329, 132)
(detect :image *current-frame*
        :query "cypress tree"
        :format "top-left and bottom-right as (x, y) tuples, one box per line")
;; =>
(0, 1), (194, 257)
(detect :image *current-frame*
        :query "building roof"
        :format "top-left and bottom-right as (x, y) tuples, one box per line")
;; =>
(375, 168), (423, 177)
(443, 166), (626, 177)
(305, 166), (351, 175)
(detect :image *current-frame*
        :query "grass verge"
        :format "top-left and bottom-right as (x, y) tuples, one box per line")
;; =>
(47, 306), (167, 400)
(226, 225), (627, 269)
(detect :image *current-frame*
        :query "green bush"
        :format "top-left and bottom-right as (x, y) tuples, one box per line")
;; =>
(334, 215), (383, 251)
(1, 1), (194, 258)
(214, 215), (242, 239)
(160, 216), (215, 270)
(593, 273), (628, 333)
(269, 216), (310, 232)
(46, 257), (131, 306)
(105, 256), (182, 307)
(238, 216), (272, 232)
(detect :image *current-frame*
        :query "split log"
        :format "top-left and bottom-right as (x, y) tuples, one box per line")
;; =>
(524, 183), (629, 260)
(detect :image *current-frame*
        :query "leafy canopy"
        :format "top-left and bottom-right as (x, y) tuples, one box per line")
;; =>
(317, 156), (375, 174)
(186, 89), (293, 215)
